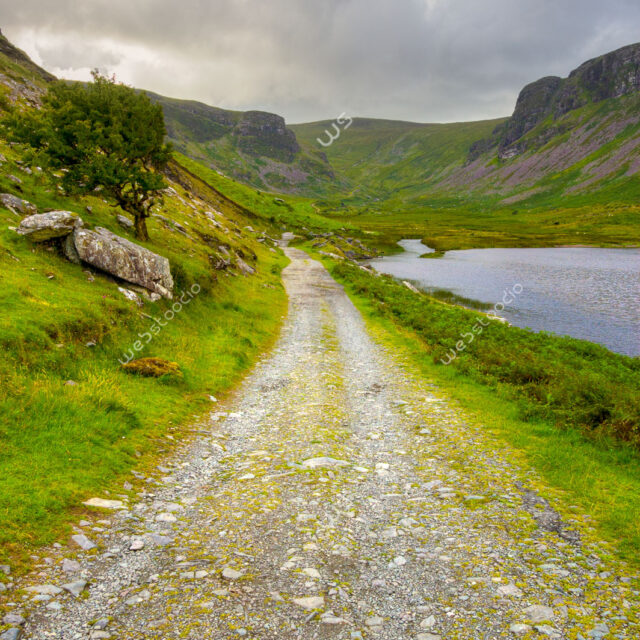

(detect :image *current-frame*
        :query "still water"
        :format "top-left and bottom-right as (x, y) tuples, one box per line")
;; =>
(368, 240), (640, 356)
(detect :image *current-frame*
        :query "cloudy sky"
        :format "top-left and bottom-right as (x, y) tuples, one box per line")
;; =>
(2, 0), (639, 123)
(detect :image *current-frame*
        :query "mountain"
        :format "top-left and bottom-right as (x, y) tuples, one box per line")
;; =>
(473, 42), (640, 159)
(1, 29), (637, 248)
(0, 28), (53, 106)
(290, 43), (640, 218)
(146, 92), (337, 195)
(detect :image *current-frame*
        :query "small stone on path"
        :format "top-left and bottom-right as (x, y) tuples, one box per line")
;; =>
(292, 596), (324, 610)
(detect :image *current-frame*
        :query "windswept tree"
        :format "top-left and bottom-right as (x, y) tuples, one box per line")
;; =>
(3, 71), (171, 240)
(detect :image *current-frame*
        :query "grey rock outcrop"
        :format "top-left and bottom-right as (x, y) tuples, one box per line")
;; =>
(73, 227), (174, 298)
(470, 41), (640, 159)
(16, 211), (82, 241)
(0, 193), (37, 216)
(235, 111), (300, 163)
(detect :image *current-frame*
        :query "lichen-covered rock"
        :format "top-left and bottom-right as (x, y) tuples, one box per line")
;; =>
(16, 211), (82, 241)
(62, 233), (81, 264)
(116, 214), (134, 230)
(0, 193), (37, 216)
(121, 357), (181, 378)
(73, 227), (174, 298)
(235, 256), (256, 275)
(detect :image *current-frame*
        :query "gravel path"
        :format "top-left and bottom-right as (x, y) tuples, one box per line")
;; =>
(5, 245), (638, 640)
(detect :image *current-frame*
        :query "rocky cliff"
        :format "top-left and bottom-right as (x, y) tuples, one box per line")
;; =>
(147, 92), (333, 194)
(234, 111), (300, 163)
(475, 42), (640, 159)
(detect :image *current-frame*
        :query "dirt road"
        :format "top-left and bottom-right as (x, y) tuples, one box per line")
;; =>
(13, 247), (637, 640)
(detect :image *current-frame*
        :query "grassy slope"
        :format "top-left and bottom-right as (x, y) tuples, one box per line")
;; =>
(0, 140), (289, 570)
(292, 117), (503, 199)
(308, 250), (640, 566)
(175, 152), (360, 235)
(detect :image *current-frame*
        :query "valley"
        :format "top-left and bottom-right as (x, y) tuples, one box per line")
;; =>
(0, 24), (639, 640)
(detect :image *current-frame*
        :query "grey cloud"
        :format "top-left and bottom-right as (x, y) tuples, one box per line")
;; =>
(2, 0), (639, 123)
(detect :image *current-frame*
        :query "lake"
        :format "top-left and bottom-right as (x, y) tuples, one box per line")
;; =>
(368, 240), (640, 357)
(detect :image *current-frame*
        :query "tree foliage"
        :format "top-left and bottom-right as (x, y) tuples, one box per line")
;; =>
(3, 71), (171, 240)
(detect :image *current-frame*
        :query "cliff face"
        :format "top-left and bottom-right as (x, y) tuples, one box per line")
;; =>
(478, 42), (640, 158)
(234, 111), (301, 163)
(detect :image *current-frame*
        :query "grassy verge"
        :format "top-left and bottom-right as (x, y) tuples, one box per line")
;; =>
(0, 249), (288, 570)
(323, 257), (640, 564)
(0, 142), (289, 571)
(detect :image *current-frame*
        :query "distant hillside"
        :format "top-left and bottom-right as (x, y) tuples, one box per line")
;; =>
(136, 42), (640, 219)
(291, 117), (503, 200)
(146, 92), (338, 195)
(291, 43), (640, 220)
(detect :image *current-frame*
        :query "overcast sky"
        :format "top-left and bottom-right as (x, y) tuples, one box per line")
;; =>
(2, 0), (639, 124)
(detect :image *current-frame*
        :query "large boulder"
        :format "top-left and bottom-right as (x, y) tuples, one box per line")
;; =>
(73, 227), (174, 298)
(1, 193), (38, 216)
(16, 211), (82, 241)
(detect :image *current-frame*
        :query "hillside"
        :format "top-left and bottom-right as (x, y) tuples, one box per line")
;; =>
(146, 92), (338, 195)
(0, 36), (294, 568)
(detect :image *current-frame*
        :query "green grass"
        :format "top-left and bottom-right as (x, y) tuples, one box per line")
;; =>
(0, 142), (289, 570)
(175, 152), (360, 235)
(325, 255), (640, 566)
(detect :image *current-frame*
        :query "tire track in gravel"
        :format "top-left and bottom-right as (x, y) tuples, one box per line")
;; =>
(12, 245), (639, 640)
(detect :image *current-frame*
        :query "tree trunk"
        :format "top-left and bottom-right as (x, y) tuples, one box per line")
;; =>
(134, 214), (149, 241)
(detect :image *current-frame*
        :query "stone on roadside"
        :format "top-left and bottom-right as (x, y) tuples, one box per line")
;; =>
(61, 559), (81, 573)
(62, 233), (81, 264)
(129, 539), (145, 551)
(0, 193), (37, 216)
(235, 256), (256, 275)
(61, 580), (87, 597)
(83, 498), (125, 510)
(73, 227), (173, 298)
(116, 214), (134, 229)
(301, 457), (350, 469)
(498, 583), (523, 598)
(25, 584), (63, 596)
(155, 512), (177, 523)
(420, 615), (436, 628)
(71, 534), (96, 551)
(0, 628), (23, 640)
(118, 287), (142, 305)
(221, 567), (244, 580)
(509, 624), (532, 635)
(524, 604), (555, 623)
